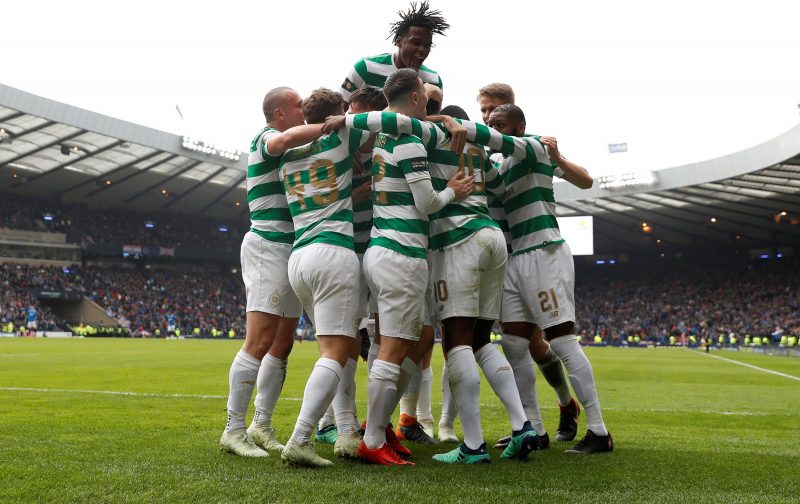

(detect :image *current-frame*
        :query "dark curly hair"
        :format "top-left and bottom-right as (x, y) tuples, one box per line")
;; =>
(389, 1), (450, 44)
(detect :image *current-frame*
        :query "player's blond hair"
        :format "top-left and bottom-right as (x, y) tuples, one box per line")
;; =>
(477, 83), (515, 105)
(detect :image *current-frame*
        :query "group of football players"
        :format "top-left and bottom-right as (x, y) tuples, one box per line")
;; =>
(219, 1), (613, 467)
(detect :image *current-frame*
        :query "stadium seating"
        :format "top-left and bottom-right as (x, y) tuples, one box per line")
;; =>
(0, 191), (245, 251)
(1, 262), (245, 337)
(574, 255), (800, 347)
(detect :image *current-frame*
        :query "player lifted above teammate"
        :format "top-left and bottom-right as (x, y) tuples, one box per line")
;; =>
(339, 1), (448, 103)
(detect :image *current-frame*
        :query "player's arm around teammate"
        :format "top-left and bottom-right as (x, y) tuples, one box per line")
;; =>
(221, 87), (327, 458)
(487, 105), (613, 454)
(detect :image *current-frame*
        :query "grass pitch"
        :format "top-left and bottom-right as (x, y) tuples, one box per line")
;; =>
(1, 338), (798, 504)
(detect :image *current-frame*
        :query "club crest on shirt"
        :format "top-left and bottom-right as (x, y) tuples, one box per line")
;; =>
(342, 78), (356, 91)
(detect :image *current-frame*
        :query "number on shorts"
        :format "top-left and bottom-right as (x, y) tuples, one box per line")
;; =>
(538, 288), (560, 312)
(434, 280), (449, 303)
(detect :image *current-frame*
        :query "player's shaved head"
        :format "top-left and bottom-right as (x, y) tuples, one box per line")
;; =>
(262, 87), (296, 122)
(302, 88), (345, 124)
(349, 87), (388, 112)
(493, 104), (526, 125)
(383, 68), (423, 105)
(440, 105), (469, 121)
(477, 83), (515, 105)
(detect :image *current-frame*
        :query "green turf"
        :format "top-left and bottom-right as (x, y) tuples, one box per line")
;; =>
(1, 339), (798, 504)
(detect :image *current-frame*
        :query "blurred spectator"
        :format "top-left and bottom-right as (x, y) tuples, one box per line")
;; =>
(0, 262), (245, 336)
(0, 191), (245, 251)
(575, 255), (800, 345)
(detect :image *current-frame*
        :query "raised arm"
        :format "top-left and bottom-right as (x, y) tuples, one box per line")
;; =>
(265, 124), (325, 156)
(344, 111), (441, 146)
(539, 136), (593, 189)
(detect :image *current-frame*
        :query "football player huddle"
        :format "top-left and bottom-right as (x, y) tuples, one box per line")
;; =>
(220, 0), (613, 467)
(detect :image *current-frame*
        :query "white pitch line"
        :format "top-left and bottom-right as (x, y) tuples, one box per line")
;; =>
(0, 386), (789, 416)
(697, 351), (800, 382)
(0, 387), (301, 401)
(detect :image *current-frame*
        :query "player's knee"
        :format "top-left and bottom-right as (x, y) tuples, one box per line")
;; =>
(544, 322), (576, 341)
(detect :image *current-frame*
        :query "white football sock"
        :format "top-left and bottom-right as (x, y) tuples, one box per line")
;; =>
(538, 346), (572, 407)
(332, 358), (358, 435)
(549, 335), (608, 436)
(252, 353), (286, 430)
(386, 358), (417, 424)
(399, 365), (422, 419)
(416, 366), (434, 423)
(288, 358), (343, 445)
(447, 345), (483, 450)
(318, 404), (335, 430)
(501, 335), (545, 435)
(226, 350), (261, 433)
(439, 364), (458, 425)
(364, 359), (400, 449)
(367, 342), (380, 372)
(344, 358), (359, 427)
(474, 343), (527, 432)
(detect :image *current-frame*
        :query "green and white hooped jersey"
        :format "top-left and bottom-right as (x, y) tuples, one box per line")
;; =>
(487, 135), (565, 256)
(247, 127), (294, 244)
(352, 151), (373, 255)
(279, 127), (370, 251)
(488, 194), (512, 253)
(369, 132), (432, 259)
(339, 52), (443, 101)
(347, 111), (502, 249)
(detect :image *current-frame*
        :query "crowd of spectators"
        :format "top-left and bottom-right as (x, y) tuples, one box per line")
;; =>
(2, 252), (798, 343)
(0, 191), (246, 251)
(1, 262), (245, 336)
(574, 254), (800, 345)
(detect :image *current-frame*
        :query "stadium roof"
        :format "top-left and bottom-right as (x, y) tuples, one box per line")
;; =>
(0, 83), (248, 219)
(553, 122), (800, 252)
(2, 82), (799, 252)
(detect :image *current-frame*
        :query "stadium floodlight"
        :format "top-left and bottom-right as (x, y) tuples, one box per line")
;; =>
(218, 226), (228, 233)
(42, 213), (54, 222)
(181, 136), (242, 162)
(777, 253), (784, 258)
(144, 221), (155, 229)
(598, 171), (656, 190)
(595, 260), (606, 265)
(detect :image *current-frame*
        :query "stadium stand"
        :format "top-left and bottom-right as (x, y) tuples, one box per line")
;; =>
(2, 83), (799, 348)
(574, 254), (800, 346)
(0, 191), (245, 251)
(0, 262), (245, 337)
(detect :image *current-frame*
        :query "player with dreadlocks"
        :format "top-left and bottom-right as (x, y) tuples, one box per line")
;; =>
(339, 1), (449, 103)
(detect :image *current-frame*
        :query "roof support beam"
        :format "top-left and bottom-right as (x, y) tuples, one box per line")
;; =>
(13, 140), (125, 187)
(123, 161), (203, 203)
(84, 154), (179, 197)
(0, 128), (84, 167)
(198, 175), (246, 214)
(61, 150), (164, 193)
(161, 165), (228, 209)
